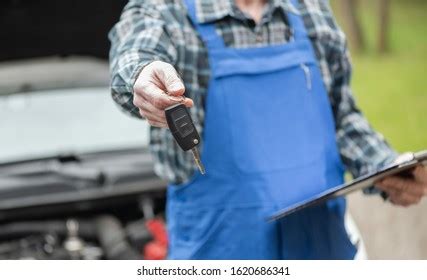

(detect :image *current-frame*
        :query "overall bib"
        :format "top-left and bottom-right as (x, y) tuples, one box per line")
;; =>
(166, 0), (357, 259)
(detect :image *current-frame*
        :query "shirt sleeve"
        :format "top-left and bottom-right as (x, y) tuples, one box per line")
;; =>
(108, 0), (178, 118)
(329, 44), (398, 193)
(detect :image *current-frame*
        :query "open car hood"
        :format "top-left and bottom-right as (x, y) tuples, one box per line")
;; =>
(0, 0), (127, 62)
(0, 0), (127, 94)
(0, 1), (166, 207)
(0, 147), (166, 220)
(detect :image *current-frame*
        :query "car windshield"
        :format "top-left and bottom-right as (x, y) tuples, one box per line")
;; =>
(0, 87), (149, 163)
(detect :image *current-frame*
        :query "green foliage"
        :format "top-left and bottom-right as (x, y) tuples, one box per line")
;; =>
(331, 0), (427, 152)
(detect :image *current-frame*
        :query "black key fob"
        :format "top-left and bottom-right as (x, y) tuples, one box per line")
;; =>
(165, 103), (200, 151)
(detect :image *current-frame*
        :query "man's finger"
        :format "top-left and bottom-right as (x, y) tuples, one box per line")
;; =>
(413, 165), (427, 184)
(154, 62), (185, 96)
(138, 109), (168, 128)
(138, 109), (166, 124)
(135, 82), (186, 110)
(377, 176), (425, 197)
(183, 97), (194, 108)
(137, 97), (167, 120)
(147, 120), (168, 128)
(413, 165), (427, 196)
(389, 191), (422, 207)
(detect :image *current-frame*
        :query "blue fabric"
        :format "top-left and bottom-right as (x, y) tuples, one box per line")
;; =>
(166, 0), (357, 259)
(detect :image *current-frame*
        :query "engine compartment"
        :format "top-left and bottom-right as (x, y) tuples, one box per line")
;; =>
(0, 196), (167, 260)
(0, 148), (168, 260)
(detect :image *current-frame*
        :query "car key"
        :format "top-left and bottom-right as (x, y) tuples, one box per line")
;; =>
(165, 103), (205, 174)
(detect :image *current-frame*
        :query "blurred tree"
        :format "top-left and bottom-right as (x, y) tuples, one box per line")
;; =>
(340, 0), (366, 52)
(378, 0), (390, 53)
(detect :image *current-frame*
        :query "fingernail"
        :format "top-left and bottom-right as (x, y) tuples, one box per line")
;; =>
(168, 95), (185, 102)
(169, 83), (184, 92)
(170, 85), (182, 91)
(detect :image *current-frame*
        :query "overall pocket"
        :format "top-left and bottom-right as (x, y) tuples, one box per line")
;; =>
(223, 65), (322, 174)
(167, 207), (230, 259)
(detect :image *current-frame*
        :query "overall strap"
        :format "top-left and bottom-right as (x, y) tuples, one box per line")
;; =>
(287, 0), (309, 41)
(183, 0), (225, 49)
(183, 0), (310, 48)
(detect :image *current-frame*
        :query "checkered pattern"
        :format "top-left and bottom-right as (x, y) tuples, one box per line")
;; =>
(109, 0), (397, 186)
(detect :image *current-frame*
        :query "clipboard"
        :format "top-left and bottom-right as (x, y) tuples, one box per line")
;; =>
(269, 150), (427, 221)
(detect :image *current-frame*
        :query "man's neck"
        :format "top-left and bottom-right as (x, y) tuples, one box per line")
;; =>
(235, 0), (268, 24)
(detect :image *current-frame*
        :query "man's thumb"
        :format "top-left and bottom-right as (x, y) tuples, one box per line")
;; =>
(157, 62), (185, 96)
(166, 78), (185, 96)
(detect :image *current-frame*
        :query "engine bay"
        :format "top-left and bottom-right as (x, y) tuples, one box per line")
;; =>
(0, 148), (168, 260)
(0, 197), (167, 260)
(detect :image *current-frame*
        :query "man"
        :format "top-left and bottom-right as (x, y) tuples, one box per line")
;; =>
(109, 0), (427, 259)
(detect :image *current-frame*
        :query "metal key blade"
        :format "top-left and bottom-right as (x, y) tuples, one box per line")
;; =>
(191, 147), (205, 175)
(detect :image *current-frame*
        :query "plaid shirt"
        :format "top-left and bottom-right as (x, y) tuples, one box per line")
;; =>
(109, 0), (397, 186)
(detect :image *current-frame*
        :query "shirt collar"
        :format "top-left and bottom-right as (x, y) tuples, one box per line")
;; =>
(194, 0), (300, 24)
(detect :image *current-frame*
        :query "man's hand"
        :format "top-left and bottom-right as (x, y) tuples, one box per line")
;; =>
(133, 61), (193, 127)
(376, 160), (427, 207)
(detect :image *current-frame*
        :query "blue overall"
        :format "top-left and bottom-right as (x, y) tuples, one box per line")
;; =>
(166, 0), (357, 259)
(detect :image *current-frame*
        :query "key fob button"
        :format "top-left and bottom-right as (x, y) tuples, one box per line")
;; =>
(165, 103), (200, 151)
(165, 103), (206, 174)
(170, 107), (194, 137)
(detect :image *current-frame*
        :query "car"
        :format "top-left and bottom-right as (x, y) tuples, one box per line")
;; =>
(0, 0), (167, 260)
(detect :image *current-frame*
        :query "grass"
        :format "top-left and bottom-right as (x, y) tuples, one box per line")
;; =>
(331, 0), (427, 152)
